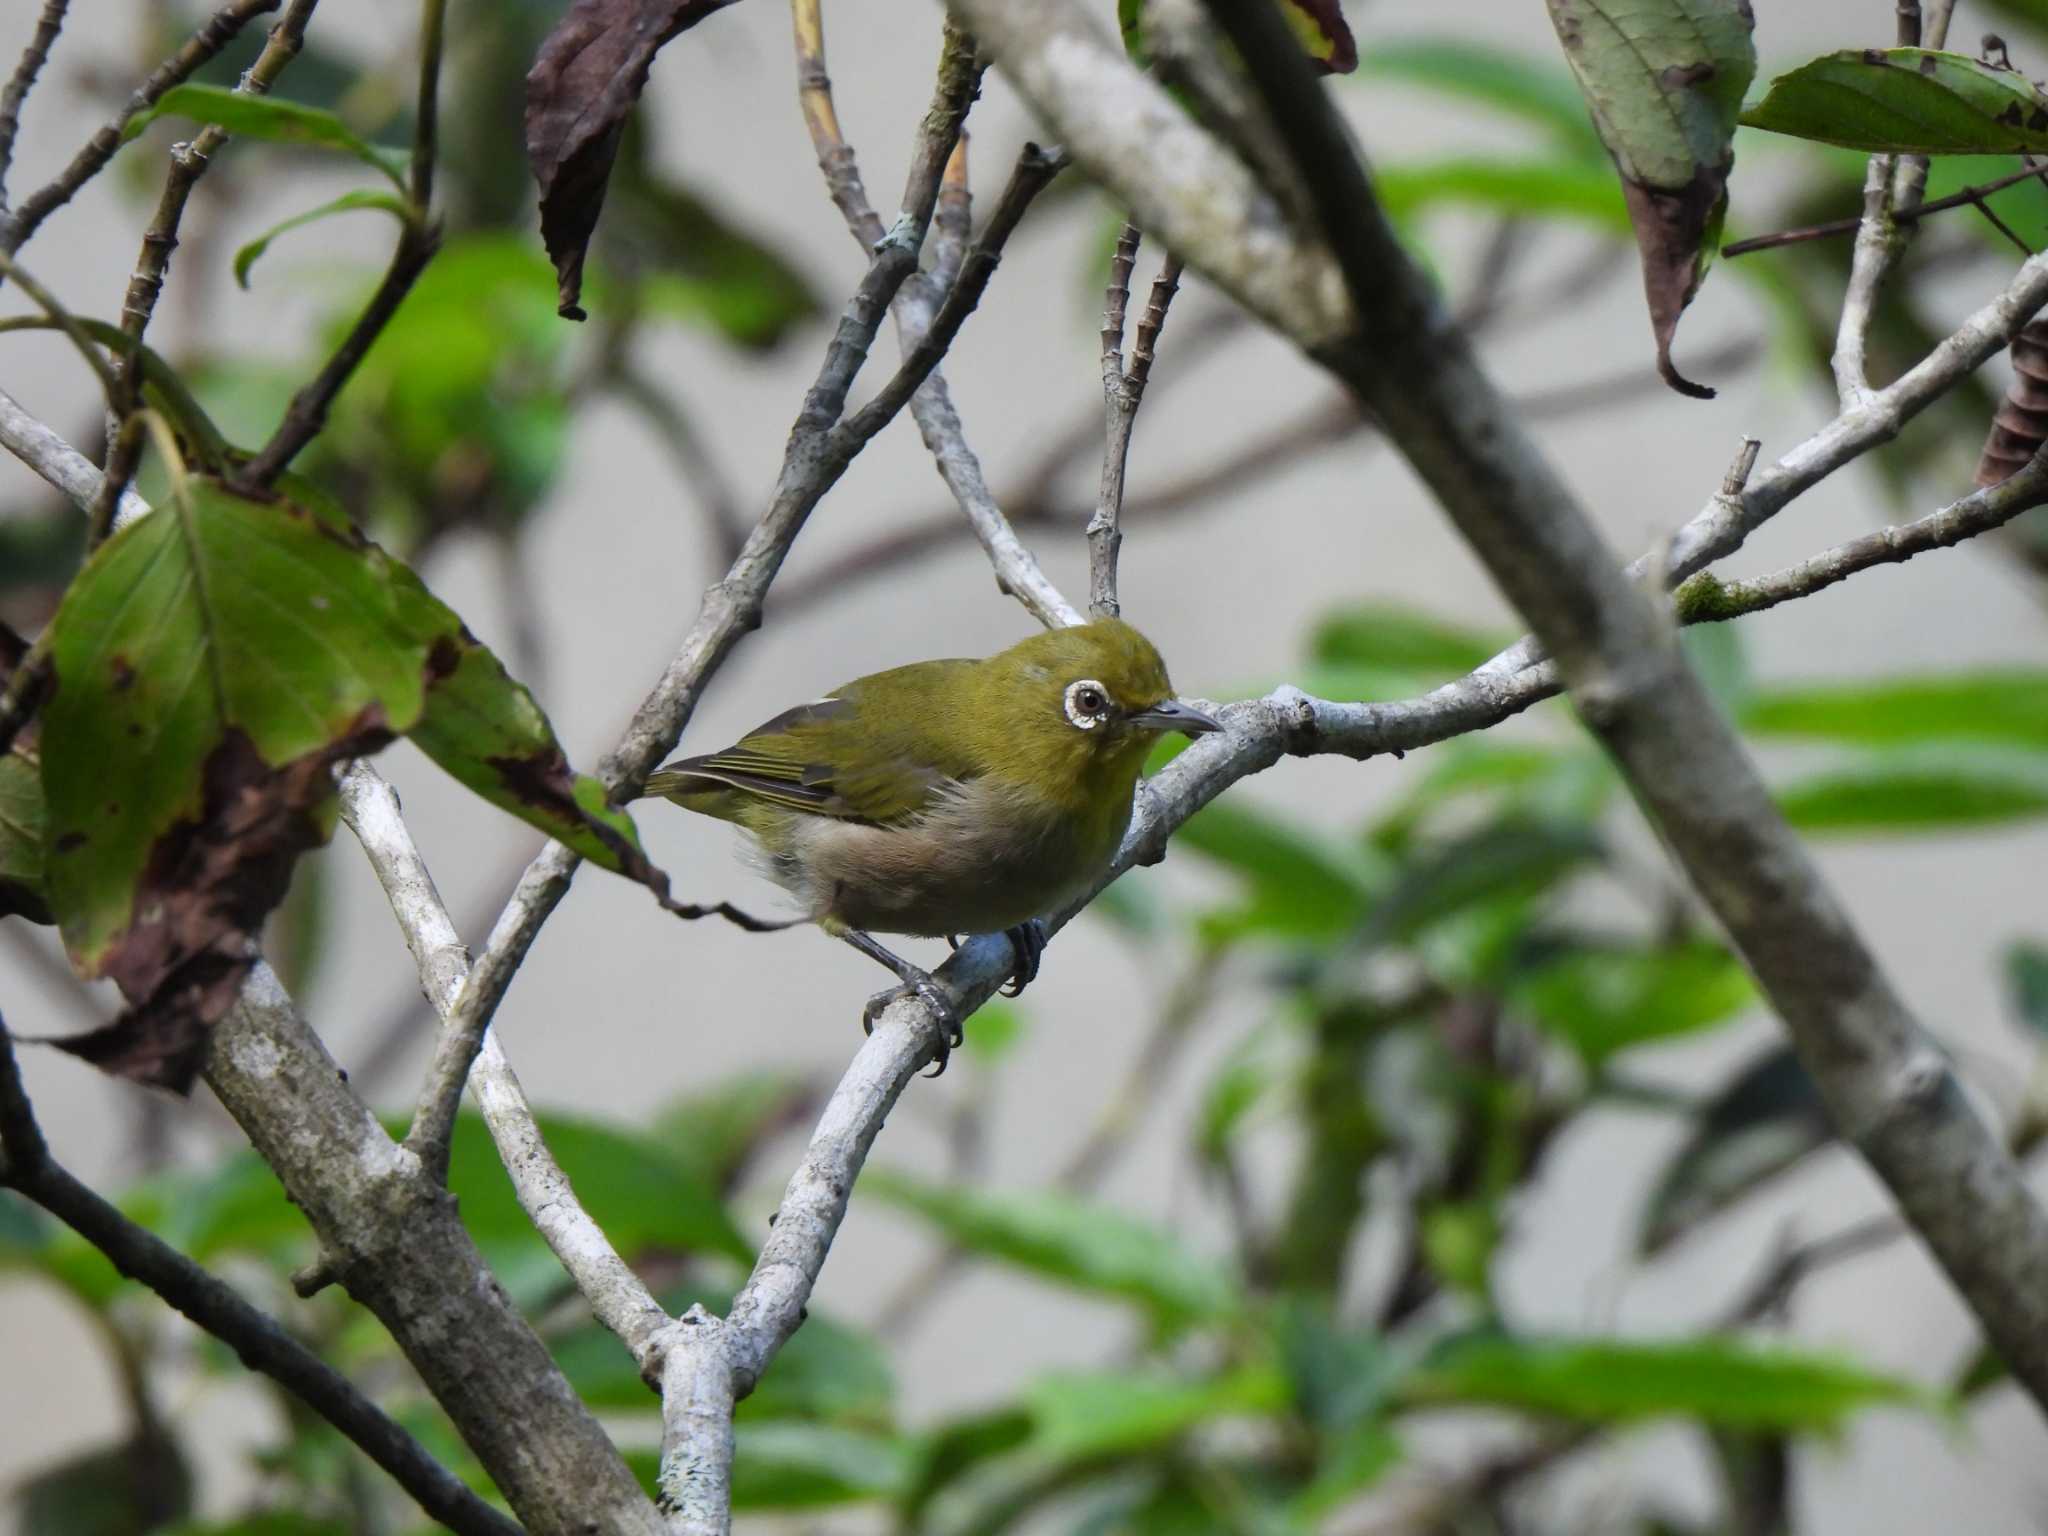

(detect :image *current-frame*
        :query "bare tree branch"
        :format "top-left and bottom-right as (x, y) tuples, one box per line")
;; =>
(92, 0), (321, 535)
(400, 18), (988, 1188)
(205, 965), (666, 1536)
(233, 0), (443, 490)
(0, 0), (283, 256)
(0, 403), (660, 1535)
(0, 1031), (524, 1536)
(1090, 227), (1181, 618)
(337, 763), (674, 1367)
(1194, 0), (2048, 1423)
(1677, 448), (2048, 624)
(788, 4), (1082, 631)
(0, 0), (68, 206)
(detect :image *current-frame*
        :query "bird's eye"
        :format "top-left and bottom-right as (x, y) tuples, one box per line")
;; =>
(1063, 679), (1111, 729)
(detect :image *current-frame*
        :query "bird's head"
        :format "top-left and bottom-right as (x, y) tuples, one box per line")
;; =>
(979, 619), (1221, 797)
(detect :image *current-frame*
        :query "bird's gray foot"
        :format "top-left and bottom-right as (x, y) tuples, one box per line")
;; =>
(999, 919), (1048, 997)
(842, 929), (964, 1076)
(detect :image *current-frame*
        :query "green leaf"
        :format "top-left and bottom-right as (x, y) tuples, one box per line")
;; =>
(1027, 1367), (1288, 1459)
(652, 1069), (813, 1192)
(123, 82), (407, 186)
(139, 1151), (311, 1264)
(396, 609), (670, 886)
(0, 316), (238, 471)
(961, 998), (1027, 1066)
(1377, 156), (1630, 230)
(1310, 603), (1505, 679)
(1742, 671), (2048, 748)
(1290, 1420), (1403, 1521)
(1775, 749), (2048, 833)
(864, 1173), (1239, 1325)
(2007, 941), (2048, 1036)
(1362, 817), (1603, 955)
(1546, 0), (1756, 397)
(728, 1423), (908, 1508)
(1355, 38), (1605, 157)
(900, 1408), (1035, 1521)
(624, 190), (824, 350)
(0, 734), (50, 922)
(1639, 1046), (1831, 1255)
(1372, 741), (1615, 851)
(39, 479), (678, 1088)
(1178, 800), (1379, 941)
(1404, 1333), (1923, 1428)
(1514, 940), (1756, 1066)
(233, 190), (414, 289)
(445, 1111), (750, 1275)
(1743, 49), (2048, 154)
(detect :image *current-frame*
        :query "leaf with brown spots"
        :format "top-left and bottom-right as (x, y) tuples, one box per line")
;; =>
(1546, 0), (1755, 398)
(38, 478), (675, 1089)
(525, 0), (740, 320)
(1743, 48), (2048, 155)
(0, 731), (50, 925)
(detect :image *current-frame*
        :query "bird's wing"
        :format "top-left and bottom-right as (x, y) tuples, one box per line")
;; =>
(656, 661), (981, 824)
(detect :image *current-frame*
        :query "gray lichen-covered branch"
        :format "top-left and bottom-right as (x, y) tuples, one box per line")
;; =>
(949, 0), (2048, 1421)
(0, 1032), (522, 1536)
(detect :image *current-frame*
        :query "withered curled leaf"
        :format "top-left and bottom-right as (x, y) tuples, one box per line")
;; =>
(1546, 0), (1755, 398)
(39, 479), (675, 1090)
(525, 0), (739, 320)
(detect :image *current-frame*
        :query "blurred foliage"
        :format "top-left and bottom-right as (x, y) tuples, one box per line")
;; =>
(9, 4), (2048, 1532)
(19, 589), (2047, 1530)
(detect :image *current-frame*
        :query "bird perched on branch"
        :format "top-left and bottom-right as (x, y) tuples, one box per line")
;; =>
(642, 618), (1220, 1066)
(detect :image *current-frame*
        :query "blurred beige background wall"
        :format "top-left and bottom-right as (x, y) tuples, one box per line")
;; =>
(5, 0), (2048, 1530)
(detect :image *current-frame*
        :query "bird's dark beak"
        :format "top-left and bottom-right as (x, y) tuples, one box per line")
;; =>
(1130, 699), (1223, 737)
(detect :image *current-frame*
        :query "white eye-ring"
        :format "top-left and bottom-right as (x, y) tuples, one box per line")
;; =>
(1064, 678), (1111, 729)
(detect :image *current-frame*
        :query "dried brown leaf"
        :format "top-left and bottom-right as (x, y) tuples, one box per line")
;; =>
(46, 714), (391, 1091)
(524, 0), (739, 320)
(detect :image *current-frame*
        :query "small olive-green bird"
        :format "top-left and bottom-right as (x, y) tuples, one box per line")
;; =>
(643, 619), (1219, 1059)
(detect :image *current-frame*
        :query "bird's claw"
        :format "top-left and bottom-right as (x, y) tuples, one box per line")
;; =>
(999, 919), (1048, 998)
(862, 970), (965, 1077)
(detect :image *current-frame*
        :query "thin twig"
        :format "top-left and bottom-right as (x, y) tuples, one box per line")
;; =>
(1203, 0), (2048, 1423)
(791, 0), (884, 249)
(0, 0), (282, 256)
(0, 1028), (524, 1536)
(336, 764), (674, 1366)
(835, 142), (1068, 446)
(0, 385), (150, 526)
(90, 0), (319, 531)
(931, 134), (972, 290)
(0, 248), (118, 397)
(790, 5), (1083, 631)
(1723, 158), (2048, 258)
(232, 0), (441, 490)
(398, 24), (985, 1190)
(0, 0), (69, 207)
(1677, 445), (2048, 624)
(873, 947), (1222, 1337)
(1090, 239), (1182, 617)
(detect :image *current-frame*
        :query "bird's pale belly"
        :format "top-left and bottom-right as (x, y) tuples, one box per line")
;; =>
(769, 781), (1128, 938)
